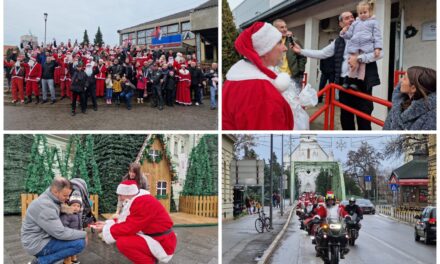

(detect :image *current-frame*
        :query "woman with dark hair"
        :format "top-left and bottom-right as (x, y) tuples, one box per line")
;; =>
(384, 66), (436, 130)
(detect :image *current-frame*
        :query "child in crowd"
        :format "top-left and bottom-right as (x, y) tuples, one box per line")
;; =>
(340, 0), (382, 90)
(112, 74), (122, 105)
(60, 191), (83, 264)
(136, 68), (147, 104)
(105, 73), (113, 104)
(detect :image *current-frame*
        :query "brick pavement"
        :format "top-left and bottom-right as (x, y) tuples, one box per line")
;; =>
(4, 215), (218, 264)
(4, 96), (218, 130)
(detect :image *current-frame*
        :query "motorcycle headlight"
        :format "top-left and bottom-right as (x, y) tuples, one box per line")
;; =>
(329, 223), (342, 230)
(322, 224), (329, 230)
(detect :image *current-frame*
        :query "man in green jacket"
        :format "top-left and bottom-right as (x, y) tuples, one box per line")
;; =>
(21, 176), (87, 264)
(273, 19), (307, 94)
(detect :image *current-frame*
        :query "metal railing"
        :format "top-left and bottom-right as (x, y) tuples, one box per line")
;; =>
(309, 83), (393, 129)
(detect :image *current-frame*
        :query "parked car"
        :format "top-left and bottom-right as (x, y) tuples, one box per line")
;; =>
(356, 199), (376, 214)
(340, 199), (375, 214)
(414, 206), (436, 244)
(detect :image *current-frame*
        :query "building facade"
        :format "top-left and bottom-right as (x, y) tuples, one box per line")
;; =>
(222, 135), (236, 220)
(118, 0), (217, 63)
(427, 135), (436, 206)
(234, 0), (436, 127)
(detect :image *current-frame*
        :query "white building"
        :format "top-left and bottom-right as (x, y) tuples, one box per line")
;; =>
(164, 134), (202, 210)
(236, 0), (436, 129)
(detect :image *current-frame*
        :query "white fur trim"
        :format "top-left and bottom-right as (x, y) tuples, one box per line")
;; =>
(226, 60), (272, 82)
(116, 183), (139, 195)
(102, 220), (117, 244)
(118, 189), (150, 223)
(252, 23), (282, 56)
(274, 72), (291, 92)
(138, 234), (174, 263)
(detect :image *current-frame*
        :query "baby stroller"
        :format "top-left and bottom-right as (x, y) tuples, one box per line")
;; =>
(70, 178), (96, 228)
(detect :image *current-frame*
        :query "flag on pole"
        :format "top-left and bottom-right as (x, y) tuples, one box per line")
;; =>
(152, 26), (162, 40)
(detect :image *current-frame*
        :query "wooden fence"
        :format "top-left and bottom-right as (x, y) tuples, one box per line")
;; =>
(21, 193), (99, 220)
(376, 205), (420, 224)
(179, 195), (218, 218)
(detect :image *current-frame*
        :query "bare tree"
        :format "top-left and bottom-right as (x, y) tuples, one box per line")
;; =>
(233, 134), (257, 159)
(383, 135), (428, 159)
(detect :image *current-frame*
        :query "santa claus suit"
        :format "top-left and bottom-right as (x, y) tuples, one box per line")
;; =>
(60, 62), (72, 98)
(222, 60), (294, 130)
(176, 68), (192, 105)
(53, 54), (63, 85)
(8, 62), (26, 102)
(102, 189), (176, 264)
(95, 64), (107, 97)
(25, 61), (42, 97)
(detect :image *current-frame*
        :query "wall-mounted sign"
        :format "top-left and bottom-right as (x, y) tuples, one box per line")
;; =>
(421, 21), (436, 41)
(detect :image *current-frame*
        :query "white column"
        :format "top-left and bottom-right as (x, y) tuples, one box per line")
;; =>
(304, 17), (320, 90)
(371, 0), (391, 129)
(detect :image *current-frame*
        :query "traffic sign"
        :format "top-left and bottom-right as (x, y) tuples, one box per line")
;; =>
(390, 184), (398, 192)
(365, 175), (372, 182)
(390, 175), (398, 184)
(365, 181), (372, 191)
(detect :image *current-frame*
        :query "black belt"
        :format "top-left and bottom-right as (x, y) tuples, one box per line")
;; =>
(146, 228), (173, 237)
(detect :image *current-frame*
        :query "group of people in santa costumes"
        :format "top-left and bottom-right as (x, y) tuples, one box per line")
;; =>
(5, 40), (208, 111)
(93, 180), (177, 264)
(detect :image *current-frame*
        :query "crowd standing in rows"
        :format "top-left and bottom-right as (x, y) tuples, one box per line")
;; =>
(4, 39), (218, 116)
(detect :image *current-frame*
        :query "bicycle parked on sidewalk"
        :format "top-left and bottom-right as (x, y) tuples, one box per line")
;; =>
(255, 210), (271, 233)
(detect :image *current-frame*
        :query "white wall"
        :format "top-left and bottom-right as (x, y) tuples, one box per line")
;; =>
(401, 0), (436, 70)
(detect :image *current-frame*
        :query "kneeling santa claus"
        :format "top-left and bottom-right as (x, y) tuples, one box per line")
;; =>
(95, 180), (177, 264)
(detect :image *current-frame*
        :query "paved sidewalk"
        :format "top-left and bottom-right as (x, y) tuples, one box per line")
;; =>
(222, 203), (293, 264)
(4, 215), (218, 264)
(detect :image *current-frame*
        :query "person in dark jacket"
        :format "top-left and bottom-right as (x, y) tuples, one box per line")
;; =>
(384, 66), (436, 130)
(163, 70), (177, 107)
(149, 64), (164, 110)
(120, 76), (136, 110)
(188, 61), (203, 105)
(318, 39), (335, 103)
(84, 61), (99, 111)
(70, 62), (87, 116)
(60, 191), (83, 264)
(110, 58), (124, 79)
(41, 54), (59, 104)
(204, 63), (218, 110)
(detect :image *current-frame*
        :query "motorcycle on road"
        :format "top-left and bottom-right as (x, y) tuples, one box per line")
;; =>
(314, 217), (349, 264)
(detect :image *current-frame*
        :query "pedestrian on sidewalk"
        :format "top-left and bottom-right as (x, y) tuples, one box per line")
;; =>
(70, 62), (87, 116)
(41, 53), (59, 104)
(245, 196), (252, 215)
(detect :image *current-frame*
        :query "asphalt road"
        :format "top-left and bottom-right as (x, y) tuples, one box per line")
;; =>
(270, 214), (436, 264)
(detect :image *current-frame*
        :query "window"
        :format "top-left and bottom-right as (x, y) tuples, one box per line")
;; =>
(122, 34), (129, 40)
(157, 181), (167, 196)
(137, 30), (146, 45)
(137, 38), (146, 45)
(181, 142), (185, 154)
(181, 21), (195, 40)
(307, 149), (310, 159)
(167, 24), (179, 34)
(181, 21), (191, 31)
(148, 149), (161, 160)
(137, 30), (146, 38)
(174, 141), (178, 156)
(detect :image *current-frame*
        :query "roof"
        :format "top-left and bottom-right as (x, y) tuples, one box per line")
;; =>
(194, 0), (217, 11)
(118, 0), (214, 32)
(240, 0), (324, 28)
(392, 159), (428, 180)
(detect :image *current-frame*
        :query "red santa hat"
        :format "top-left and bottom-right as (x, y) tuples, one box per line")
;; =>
(234, 21), (290, 92)
(30, 56), (37, 62)
(116, 180), (139, 196)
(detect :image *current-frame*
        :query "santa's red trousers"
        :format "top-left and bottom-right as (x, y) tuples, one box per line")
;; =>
(96, 79), (105, 97)
(26, 81), (40, 96)
(60, 80), (72, 98)
(54, 67), (61, 84)
(11, 78), (24, 101)
(116, 235), (156, 264)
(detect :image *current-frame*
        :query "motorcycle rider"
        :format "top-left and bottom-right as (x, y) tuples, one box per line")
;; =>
(313, 191), (350, 259)
(343, 197), (363, 230)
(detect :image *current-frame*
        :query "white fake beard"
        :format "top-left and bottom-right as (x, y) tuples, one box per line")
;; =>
(85, 67), (93, 76)
(15, 61), (20, 67)
(28, 60), (35, 67)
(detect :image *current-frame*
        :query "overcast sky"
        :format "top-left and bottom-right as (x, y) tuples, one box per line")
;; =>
(4, 0), (208, 46)
(249, 134), (403, 172)
(227, 0), (245, 10)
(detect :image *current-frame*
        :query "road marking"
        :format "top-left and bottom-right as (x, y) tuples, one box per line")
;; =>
(361, 231), (426, 264)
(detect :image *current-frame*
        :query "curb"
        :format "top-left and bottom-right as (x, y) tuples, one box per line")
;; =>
(257, 205), (295, 264)
(377, 213), (414, 227)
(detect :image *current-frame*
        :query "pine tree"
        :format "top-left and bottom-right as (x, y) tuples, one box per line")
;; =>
(93, 135), (145, 213)
(94, 26), (104, 47)
(25, 135), (57, 194)
(4, 135), (34, 214)
(182, 135), (216, 196)
(82, 30), (90, 46)
(222, 0), (240, 79)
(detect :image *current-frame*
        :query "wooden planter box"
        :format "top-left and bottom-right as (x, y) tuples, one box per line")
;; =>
(21, 193), (99, 220)
(179, 195), (218, 218)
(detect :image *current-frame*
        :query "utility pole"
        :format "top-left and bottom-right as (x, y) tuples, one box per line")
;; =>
(281, 135), (284, 216)
(44, 13), (48, 46)
(269, 134), (273, 229)
(290, 135), (293, 206)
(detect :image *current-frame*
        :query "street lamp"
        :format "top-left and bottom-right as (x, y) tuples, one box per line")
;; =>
(44, 13), (48, 46)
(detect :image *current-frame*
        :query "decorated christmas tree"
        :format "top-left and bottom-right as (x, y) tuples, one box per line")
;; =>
(93, 134), (145, 213)
(182, 135), (216, 196)
(222, 0), (240, 79)
(4, 135), (34, 214)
